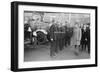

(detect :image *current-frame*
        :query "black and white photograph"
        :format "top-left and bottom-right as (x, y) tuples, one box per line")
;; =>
(11, 1), (97, 71)
(24, 11), (90, 62)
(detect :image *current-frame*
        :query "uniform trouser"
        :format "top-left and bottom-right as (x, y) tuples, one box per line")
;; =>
(65, 37), (70, 46)
(87, 41), (90, 53)
(58, 38), (65, 51)
(50, 40), (59, 56)
(81, 40), (87, 50)
(81, 40), (90, 53)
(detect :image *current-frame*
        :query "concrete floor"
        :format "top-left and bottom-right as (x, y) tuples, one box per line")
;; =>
(24, 42), (90, 62)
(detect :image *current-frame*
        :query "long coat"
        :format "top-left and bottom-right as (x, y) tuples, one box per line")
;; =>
(71, 26), (82, 46)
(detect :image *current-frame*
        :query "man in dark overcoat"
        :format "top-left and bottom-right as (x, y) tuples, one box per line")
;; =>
(86, 24), (90, 53)
(81, 24), (90, 53)
(49, 22), (59, 57)
(49, 21), (66, 57)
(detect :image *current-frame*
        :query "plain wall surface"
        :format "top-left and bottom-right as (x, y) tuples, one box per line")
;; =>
(0, 0), (99, 73)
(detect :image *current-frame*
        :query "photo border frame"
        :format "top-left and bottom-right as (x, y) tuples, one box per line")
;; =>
(11, 1), (98, 72)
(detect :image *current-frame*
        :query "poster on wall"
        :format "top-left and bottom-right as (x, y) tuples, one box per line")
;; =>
(11, 1), (97, 71)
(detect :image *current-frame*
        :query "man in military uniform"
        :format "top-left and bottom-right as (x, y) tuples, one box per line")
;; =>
(49, 20), (66, 57)
(49, 20), (59, 57)
(57, 23), (66, 51)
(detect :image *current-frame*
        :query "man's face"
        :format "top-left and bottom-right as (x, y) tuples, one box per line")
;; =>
(87, 24), (89, 28)
(83, 24), (87, 30)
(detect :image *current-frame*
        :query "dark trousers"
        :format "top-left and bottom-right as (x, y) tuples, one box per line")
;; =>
(81, 40), (90, 53)
(59, 38), (65, 51)
(87, 41), (90, 53)
(50, 40), (59, 57)
(81, 40), (87, 51)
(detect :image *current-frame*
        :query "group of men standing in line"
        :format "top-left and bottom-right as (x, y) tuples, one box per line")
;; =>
(48, 20), (72, 57)
(24, 18), (90, 57)
(48, 20), (90, 57)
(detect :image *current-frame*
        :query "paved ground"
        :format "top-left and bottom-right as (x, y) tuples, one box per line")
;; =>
(24, 42), (90, 62)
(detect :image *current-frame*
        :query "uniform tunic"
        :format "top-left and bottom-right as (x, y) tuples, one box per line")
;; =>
(49, 24), (66, 56)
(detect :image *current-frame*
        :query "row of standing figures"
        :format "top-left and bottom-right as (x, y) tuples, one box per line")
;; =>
(48, 22), (90, 57)
(24, 22), (90, 57)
